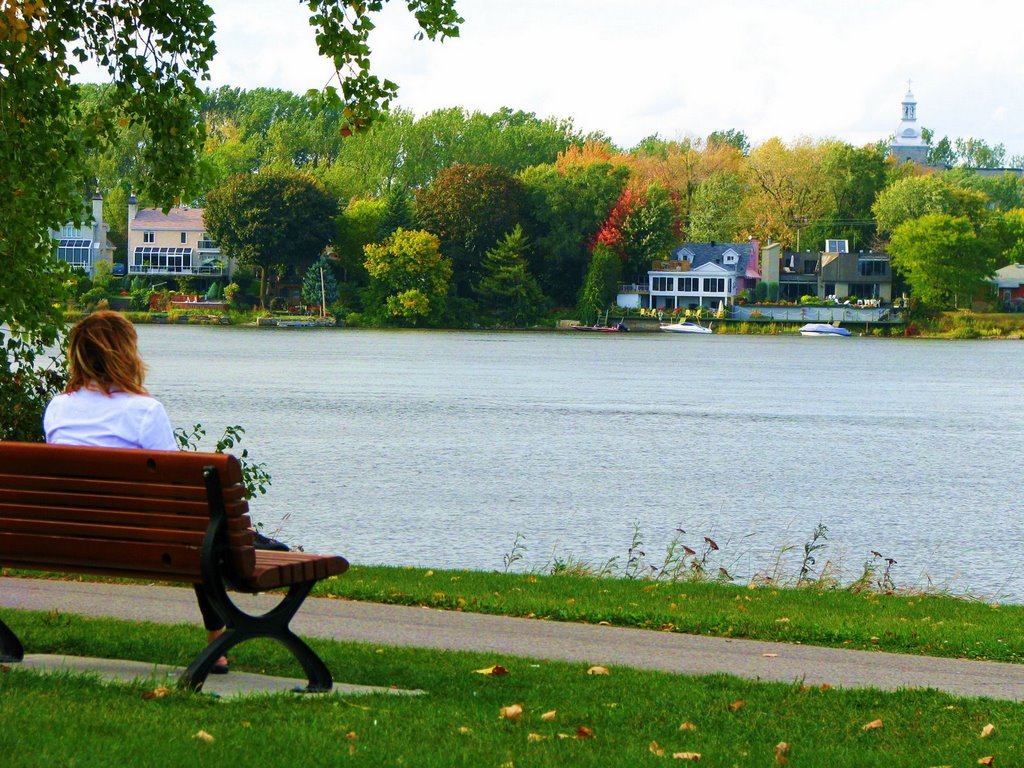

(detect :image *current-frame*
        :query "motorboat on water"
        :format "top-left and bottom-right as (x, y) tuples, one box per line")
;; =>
(799, 323), (851, 337)
(659, 320), (712, 334)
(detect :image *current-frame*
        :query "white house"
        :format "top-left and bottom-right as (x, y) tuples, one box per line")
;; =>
(52, 192), (114, 276)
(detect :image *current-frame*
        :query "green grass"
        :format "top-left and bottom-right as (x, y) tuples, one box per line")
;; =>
(11, 564), (1024, 664)
(1, 610), (1021, 767)
(309, 565), (1024, 663)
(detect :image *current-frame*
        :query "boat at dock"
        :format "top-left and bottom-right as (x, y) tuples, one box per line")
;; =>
(799, 323), (851, 337)
(659, 320), (712, 334)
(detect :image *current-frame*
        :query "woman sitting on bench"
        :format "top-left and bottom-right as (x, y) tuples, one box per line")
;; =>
(43, 310), (232, 674)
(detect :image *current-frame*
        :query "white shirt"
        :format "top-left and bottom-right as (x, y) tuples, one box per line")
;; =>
(44, 388), (177, 451)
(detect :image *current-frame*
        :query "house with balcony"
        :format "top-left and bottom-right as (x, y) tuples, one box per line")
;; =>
(126, 195), (227, 280)
(51, 192), (114, 276)
(644, 241), (762, 310)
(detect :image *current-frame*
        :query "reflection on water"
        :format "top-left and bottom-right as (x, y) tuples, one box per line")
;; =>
(139, 326), (1024, 601)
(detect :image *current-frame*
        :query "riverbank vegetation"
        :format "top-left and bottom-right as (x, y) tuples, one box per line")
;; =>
(0, 608), (1021, 766)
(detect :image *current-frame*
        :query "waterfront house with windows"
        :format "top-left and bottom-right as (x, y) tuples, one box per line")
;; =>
(779, 240), (893, 303)
(51, 192), (113, 276)
(126, 195), (226, 278)
(645, 241), (762, 311)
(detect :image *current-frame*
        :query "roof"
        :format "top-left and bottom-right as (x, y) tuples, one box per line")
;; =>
(672, 241), (761, 279)
(132, 207), (208, 230)
(993, 263), (1024, 288)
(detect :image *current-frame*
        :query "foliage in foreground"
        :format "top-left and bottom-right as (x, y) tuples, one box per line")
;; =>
(0, 610), (1020, 767)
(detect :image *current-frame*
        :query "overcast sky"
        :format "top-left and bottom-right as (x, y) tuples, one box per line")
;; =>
(92, 1), (1024, 157)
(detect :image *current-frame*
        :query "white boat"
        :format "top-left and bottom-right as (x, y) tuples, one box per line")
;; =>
(660, 320), (712, 334)
(799, 323), (851, 337)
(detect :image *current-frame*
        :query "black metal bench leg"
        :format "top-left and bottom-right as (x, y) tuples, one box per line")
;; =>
(179, 579), (333, 693)
(276, 628), (333, 692)
(0, 616), (25, 663)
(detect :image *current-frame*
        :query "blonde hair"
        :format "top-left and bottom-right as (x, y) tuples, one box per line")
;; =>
(66, 311), (149, 395)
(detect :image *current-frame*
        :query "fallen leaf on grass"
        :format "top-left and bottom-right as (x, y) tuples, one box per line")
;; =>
(862, 719), (884, 731)
(980, 723), (995, 739)
(457, 726), (472, 734)
(576, 725), (594, 739)
(500, 704), (523, 722)
(527, 733), (547, 743)
(775, 741), (790, 765)
(672, 752), (701, 761)
(142, 686), (171, 700)
(679, 721), (698, 732)
(977, 757), (995, 766)
(650, 741), (665, 756)
(346, 731), (357, 756)
(587, 666), (610, 676)
(193, 730), (215, 743)
(540, 710), (557, 721)
(820, 684), (833, 691)
(775, 617), (790, 624)
(474, 665), (508, 676)
(728, 699), (745, 712)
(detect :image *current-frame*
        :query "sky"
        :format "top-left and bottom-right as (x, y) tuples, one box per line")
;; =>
(87, 0), (1024, 158)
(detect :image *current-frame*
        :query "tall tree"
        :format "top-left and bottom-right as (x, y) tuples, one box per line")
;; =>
(888, 214), (997, 308)
(576, 244), (622, 323)
(873, 174), (990, 235)
(741, 137), (832, 249)
(363, 229), (452, 325)
(476, 225), (545, 326)
(204, 171), (338, 307)
(520, 159), (628, 305)
(414, 163), (526, 297)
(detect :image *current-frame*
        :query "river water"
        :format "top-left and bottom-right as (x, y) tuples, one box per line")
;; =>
(138, 326), (1024, 601)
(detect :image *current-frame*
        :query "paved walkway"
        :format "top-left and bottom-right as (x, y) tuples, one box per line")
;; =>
(3, 577), (1024, 701)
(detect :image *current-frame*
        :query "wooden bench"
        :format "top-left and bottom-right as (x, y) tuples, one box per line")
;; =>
(0, 442), (349, 692)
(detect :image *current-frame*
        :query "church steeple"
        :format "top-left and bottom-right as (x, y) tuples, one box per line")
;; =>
(890, 81), (929, 165)
(901, 81), (916, 121)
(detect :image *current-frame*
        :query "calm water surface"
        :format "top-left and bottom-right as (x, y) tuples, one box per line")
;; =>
(138, 326), (1024, 600)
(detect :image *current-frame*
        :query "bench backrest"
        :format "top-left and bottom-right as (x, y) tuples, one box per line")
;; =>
(0, 442), (255, 582)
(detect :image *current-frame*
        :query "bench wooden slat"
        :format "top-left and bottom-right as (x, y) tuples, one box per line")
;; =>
(0, 478), (247, 509)
(0, 505), (252, 532)
(0, 443), (244, 486)
(0, 518), (254, 547)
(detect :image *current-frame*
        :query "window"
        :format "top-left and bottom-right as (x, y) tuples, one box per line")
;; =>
(722, 249), (738, 265)
(857, 259), (888, 276)
(198, 233), (217, 249)
(57, 239), (92, 267)
(180, 232), (187, 244)
(678, 276), (699, 293)
(652, 276), (674, 291)
(803, 259), (818, 274)
(132, 246), (193, 273)
(702, 277), (725, 293)
(143, 231), (155, 243)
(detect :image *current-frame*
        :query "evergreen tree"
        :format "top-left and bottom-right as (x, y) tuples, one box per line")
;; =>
(576, 244), (622, 323)
(302, 256), (340, 315)
(476, 226), (545, 326)
(377, 186), (415, 241)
